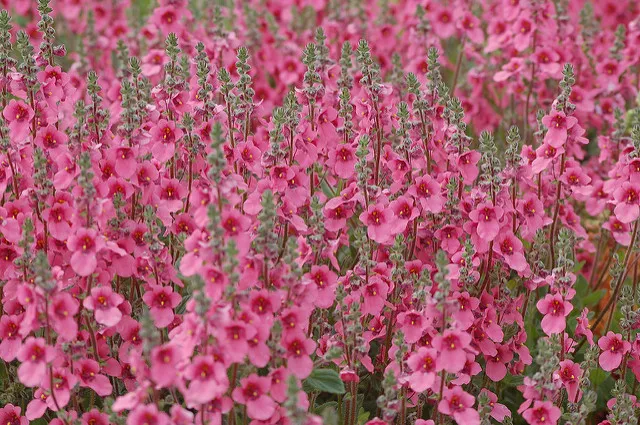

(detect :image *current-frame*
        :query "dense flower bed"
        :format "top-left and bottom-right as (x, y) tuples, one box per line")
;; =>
(1, 0), (640, 424)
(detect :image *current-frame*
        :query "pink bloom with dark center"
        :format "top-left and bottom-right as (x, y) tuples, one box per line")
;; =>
(469, 202), (503, 241)
(361, 278), (389, 316)
(0, 404), (28, 425)
(232, 374), (276, 421)
(405, 347), (437, 392)
(556, 360), (582, 402)
(282, 331), (316, 379)
(438, 386), (479, 425)
(432, 329), (472, 373)
(494, 232), (529, 273)
(3, 99), (34, 142)
(127, 404), (170, 425)
(76, 359), (112, 396)
(83, 286), (125, 327)
(613, 182), (640, 223)
(598, 331), (631, 371)
(16, 337), (54, 387)
(142, 284), (181, 328)
(522, 400), (561, 425)
(67, 228), (105, 276)
(536, 293), (573, 336)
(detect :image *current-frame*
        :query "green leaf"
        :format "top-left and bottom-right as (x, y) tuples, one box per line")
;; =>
(582, 289), (606, 307)
(303, 368), (346, 394)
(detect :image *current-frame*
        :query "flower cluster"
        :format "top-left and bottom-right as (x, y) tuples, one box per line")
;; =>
(1, 1), (640, 425)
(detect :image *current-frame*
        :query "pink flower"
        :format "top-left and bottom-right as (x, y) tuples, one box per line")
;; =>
(0, 404), (28, 425)
(408, 175), (445, 214)
(485, 344), (513, 381)
(328, 144), (357, 178)
(405, 347), (437, 392)
(150, 343), (183, 388)
(16, 337), (54, 387)
(76, 359), (112, 396)
(598, 332), (631, 371)
(613, 182), (640, 223)
(35, 124), (68, 153)
(469, 202), (503, 241)
(481, 390), (510, 422)
(536, 293), (573, 336)
(0, 315), (23, 361)
(438, 386), (479, 425)
(184, 356), (229, 406)
(232, 374), (276, 420)
(542, 109), (578, 148)
(67, 228), (106, 276)
(432, 329), (472, 373)
(127, 404), (170, 425)
(83, 286), (125, 327)
(150, 119), (183, 162)
(361, 278), (389, 316)
(3, 99), (34, 142)
(282, 332), (316, 379)
(306, 265), (338, 309)
(457, 151), (481, 183)
(556, 360), (582, 402)
(494, 232), (529, 273)
(142, 284), (181, 328)
(531, 143), (564, 174)
(49, 292), (79, 341)
(359, 202), (402, 244)
(575, 308), (594, 346)
(397, 310), (426, 343)
(522, 401), (561, 425)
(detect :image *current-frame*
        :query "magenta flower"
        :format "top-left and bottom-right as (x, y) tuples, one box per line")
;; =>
(127, 404), (170, 425)
(49, 292), (79, 341)
(3, 99), (34, 142)
(469, 202), (503, 241)
(522, 401), (561, 425)
(536, 293), (573, 336)
(83, 286), (125, 327)
(485, 344), (514, 381)
(232, 374), (276, 421)
(494, 232), (529, 273)
(408, 175), (445, 214)
(306, 265), (338, 309)
(405, 347), (437, 392)
(432, 329), (472, 373)
(67, 228), (105, 276)
(184, 356), (229, 406)
(16, 337), (54, 387)
(598, 332), (631, 371)
(613, 182), (640, 223)
(142, 284), (181, 328)
(542, 110), (578, 147)
(0, 315), (22, 361)
(556, 360), (582, 402)
(359, 202), (402, 244)
(0, 404), (28, 425)
(361, 278), (389, 316)
(282, 331), (316, 379)
(438, 386), (479, 425)
(76, 359), (112, 396)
